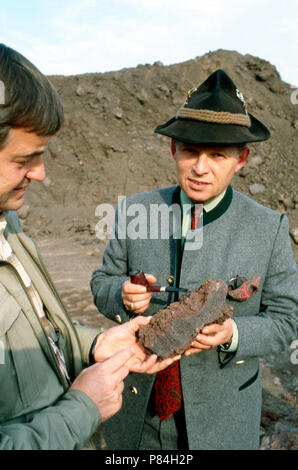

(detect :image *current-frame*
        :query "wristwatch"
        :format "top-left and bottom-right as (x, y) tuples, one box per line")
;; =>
(89, 333), (101, 365)
(221, 340), (232, 350)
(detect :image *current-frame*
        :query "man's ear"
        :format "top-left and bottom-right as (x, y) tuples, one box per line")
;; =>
(171, 139), (177, 160)
(235, 147), (250, 173)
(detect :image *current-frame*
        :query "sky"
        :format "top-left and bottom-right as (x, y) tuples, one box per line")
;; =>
(0, 0), (297, 86)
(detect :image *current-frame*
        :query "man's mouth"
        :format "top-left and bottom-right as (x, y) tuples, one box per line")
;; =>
(13, 185), (28, 193)
(188, 178), (210, 188)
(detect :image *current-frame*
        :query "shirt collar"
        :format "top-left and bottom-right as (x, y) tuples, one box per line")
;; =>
(180, 189), (227, 216)
(0, 212), (7, 238)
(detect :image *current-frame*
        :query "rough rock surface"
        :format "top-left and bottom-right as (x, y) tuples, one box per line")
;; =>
(138, 280), (233, 358)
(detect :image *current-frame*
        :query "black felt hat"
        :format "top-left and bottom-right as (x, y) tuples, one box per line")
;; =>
(155, 69), (270, 145)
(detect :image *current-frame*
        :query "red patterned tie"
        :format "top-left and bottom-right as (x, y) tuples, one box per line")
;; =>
(191, 205), (203, 229)
(155, 205), (202, 420)
(155, 360), (182, 421)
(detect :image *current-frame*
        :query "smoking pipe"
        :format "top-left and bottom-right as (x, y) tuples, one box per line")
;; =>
(129, 270), (188, 293)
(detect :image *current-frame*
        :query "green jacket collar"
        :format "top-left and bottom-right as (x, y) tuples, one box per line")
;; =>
(172, 185), (233, 227)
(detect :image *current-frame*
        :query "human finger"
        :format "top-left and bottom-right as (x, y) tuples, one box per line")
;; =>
(190, 338), (212, 350)
(184, 347), (204, 356)
(123, 292), (152, 305)
(123, 301), (149, 315)
(122, 280), (148, 294)
(101, 366), (129, 397)
(122, 292), (151, 313)
(106, 368), (128, 398)
(148, 355), (181, 374)
(144, 274), (157, 285)
(201, 323), (222, 335)
(102, 347), (134, 374)
(129, 298), (152, 313)
(118, 380), (125, 395)
(136, 354), (181, 374)
(117, 364), (130, 383)
(128, 315), (152, 333)
(129, 354), (158, 373)
(193, 333), (221, 347)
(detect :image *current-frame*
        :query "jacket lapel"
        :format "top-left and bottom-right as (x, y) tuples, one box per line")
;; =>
(0, 258), (67, 384)
(4, 219), (83, 378)
(170, 186), (183, 297)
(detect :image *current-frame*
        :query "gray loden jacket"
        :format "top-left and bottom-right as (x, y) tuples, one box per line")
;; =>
(91, 185), (298, 450)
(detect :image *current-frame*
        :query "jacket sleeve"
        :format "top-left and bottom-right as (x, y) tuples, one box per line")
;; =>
(91, 203), (132, 324)
(73, 323), (102, 365)
(233, 214), (298, 361)
(0, 390), (100, 450)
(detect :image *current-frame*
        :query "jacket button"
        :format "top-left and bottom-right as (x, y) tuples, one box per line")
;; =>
(235, 360), (245, 365)
(115, 315), (122, 324)
(130, 386), (138, 395)
(167, 276), (174, 285)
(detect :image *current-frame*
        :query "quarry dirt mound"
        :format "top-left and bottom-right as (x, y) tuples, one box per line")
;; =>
(20, 49), (297, 262)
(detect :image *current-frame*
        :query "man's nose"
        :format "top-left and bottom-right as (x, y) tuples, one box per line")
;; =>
(26, 156), (46, 182)
(192, 153), (209, 175)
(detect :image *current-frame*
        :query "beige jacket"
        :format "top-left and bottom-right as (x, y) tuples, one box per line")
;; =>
(0, 211), (101, 449)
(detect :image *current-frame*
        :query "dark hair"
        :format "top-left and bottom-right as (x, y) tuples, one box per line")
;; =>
(0, 44), (64, 148)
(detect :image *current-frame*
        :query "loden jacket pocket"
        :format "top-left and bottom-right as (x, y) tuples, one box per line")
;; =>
(0, 284), (62, 421)
(239, 365), (260, 391)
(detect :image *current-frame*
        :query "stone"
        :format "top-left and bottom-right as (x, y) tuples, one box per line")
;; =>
(42, 177), (51, 187)
(238, 166), (250, 177)
(75, 84), (94, 97)
(260, 435), (271, 450)
(270, 422), (298, 450)
(290, 227), (298, 244)
(138, 280), (233, 359)
(76, 84), (86, 96)
(279, 196), (294, 210)
(255, 70), (273, 82)
(18, 205), (30, 219)
(248, 155), (263, 166)
(114, 107), (123, 119)
(273, 376), (281, 386)
(249, 183), (266, 195)
(136, 89), (149, 105)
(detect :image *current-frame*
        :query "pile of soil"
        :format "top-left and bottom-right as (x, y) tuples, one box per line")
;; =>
(18, 49), (297, 450)
(20, 49), (298, 263)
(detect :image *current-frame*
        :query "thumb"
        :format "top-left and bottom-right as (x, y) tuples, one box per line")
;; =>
(145, 273), (157, 285)
(103, 346), (135, 373)
(201, 324), (221, 335)
(129, 315), (152, 332)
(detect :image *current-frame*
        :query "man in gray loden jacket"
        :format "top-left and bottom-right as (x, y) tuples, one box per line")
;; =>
(91, 70), (298, 450)
(0, 44), (177, 450)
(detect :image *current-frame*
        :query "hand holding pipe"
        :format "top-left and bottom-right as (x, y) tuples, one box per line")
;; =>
(129, 270), (188, 293)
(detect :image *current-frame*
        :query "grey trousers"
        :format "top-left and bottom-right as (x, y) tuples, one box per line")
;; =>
(139, 409), (189, 450)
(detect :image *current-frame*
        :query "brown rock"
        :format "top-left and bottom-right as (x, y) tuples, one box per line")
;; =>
(290, 228), (298, 244)
(17, 204), (30, 219)
(138, 280), (233, 358)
